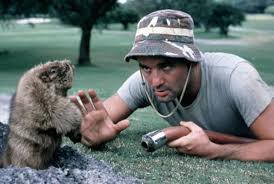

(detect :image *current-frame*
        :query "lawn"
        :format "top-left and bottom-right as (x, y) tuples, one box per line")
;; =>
(1, 15), (274, 183)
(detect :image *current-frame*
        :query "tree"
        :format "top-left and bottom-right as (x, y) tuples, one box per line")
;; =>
(0, 0), (50, 17)
(110, 3), (139, 30)
(95, 2), (139, 31)
(206, 3), (245, 36)
(175, 0), (213, 28)
(52, 0), (117, 65)
(226, 0), (274, 13)
(0, 0), (51, 28)
(0, 0), (10, 28)
(125, 0), (213, 28)
(125, 0), (159, 17)
(265, 5), (274, 15)
(0, 0), (9, 16)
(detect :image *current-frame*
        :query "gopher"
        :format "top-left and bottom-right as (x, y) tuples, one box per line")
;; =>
(1, 60), (81, 169)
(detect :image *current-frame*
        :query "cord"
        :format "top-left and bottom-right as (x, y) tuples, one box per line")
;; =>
(140, 63), (192, 118)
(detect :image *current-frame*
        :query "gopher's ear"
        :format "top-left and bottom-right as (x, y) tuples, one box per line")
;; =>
(39, 71), (51, 82)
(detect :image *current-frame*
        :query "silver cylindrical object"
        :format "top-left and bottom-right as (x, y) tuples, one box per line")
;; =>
(141, 130), (167, 152)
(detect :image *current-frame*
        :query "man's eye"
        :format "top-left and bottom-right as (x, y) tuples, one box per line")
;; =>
(162, 65), (173, 71)
(142, 67), (151, 73)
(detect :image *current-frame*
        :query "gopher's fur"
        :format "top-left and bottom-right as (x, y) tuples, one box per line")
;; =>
(1, 60), (81, 169)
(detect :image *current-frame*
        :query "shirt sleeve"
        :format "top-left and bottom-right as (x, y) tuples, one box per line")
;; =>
(117, 71), (150, 111)
(229, 62), (272, 127)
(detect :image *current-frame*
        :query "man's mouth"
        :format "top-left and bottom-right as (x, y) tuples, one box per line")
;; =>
(155, 90), (169, 98)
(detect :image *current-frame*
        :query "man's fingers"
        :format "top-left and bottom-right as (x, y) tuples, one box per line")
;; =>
(70, 95), (87, 115)
(81, 136), (93, 147)
(168, 136), (189, 147)
(168, 138), (180, 147)
(78, 90), (96, 112)
(87, 89), (105, 110)
(114, 119), (130, 133)
(180, 121), (203, 133)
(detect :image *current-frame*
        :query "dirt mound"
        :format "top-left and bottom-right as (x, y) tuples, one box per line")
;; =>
(0, 122), (139, 184)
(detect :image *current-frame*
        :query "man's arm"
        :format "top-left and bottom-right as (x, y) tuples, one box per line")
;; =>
(214, 100), (274, 161)
(103, 94), (133, 123)
(168, 101), (274, 162)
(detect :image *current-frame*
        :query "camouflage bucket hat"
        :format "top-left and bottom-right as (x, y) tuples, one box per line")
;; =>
(125, 9), (202, 62)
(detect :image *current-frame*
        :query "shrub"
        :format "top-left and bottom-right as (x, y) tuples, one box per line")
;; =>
(205, 3), (245, 36)
(265, 5), (274, 15)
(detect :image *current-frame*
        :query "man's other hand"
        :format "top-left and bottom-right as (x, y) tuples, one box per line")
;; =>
(168, 121), (218, 158)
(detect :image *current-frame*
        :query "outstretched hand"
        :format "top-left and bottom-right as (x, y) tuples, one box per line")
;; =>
(70, 89), (129, 147)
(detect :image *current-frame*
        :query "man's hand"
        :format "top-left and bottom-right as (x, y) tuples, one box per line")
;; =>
(168, 121), (218, 158)
(70, 89), (129, 147)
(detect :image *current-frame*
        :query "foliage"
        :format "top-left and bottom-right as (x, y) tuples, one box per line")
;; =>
(110, 3), (139, 30)
(0, 0), (9, 16)
(125, 0), (213, 27)
(0, 0), (50, 17)
(0, 0), (117, 65)
(0, 0), (51, 45)
(51, 0), (117, 65)
(265, 5), (274, 15)
(174, 0), (213, 27)
(122, 0), (246, 36)
(206, 3), (245, 36)
(97, 2), (139, 31)
(0, 0), (10, 27)
(51, 0), (115, 29)
(125, 0), (158, 17)
(225, 0), (274, 13)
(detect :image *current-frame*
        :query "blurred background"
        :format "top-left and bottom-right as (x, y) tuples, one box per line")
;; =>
(1, 0), (274, 91)
(1, 0), (274, 183)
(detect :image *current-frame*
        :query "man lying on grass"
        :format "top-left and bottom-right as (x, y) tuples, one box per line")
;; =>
(71, 9), (274, 162)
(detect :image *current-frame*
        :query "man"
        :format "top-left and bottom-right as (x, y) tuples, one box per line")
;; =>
(71, 9), (274, 161)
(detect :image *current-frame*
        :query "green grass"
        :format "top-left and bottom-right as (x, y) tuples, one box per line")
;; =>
(243, 14), (274, 31)
(1, 15), (274, 183)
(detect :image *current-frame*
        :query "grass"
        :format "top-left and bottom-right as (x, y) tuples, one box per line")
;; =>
(243, 14), (274, 31)
(1, 15), (274, 183)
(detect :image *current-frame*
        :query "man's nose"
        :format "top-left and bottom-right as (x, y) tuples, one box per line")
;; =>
(150, 70), (164, 87)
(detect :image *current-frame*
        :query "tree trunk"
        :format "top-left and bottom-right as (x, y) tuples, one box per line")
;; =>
(78, 27), (92, 66)
(219, 26), (228, 36)
(122, 22), (128, 30)
(204, 25), (211, 33)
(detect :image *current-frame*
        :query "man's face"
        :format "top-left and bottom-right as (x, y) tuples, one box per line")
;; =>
(138, 56), (189, 102)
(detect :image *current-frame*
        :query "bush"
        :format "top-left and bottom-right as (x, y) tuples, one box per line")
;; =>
(265, 5), (274, 15)
(205, 3), (245, 36)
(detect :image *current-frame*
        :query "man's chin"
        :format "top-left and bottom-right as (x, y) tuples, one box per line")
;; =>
(156, 96), (174, 103)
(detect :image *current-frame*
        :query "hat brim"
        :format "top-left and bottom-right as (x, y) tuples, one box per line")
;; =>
(124, 40), (202, 62)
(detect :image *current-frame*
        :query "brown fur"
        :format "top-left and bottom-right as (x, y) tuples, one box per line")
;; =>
(1, 60), (81, 169)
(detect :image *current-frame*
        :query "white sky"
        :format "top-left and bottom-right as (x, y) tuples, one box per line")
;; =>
(118, 0), (127, 4)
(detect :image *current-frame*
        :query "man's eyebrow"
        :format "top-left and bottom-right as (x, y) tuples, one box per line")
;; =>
(138, 63), (147, 68)
(159, 61), (176, 67)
